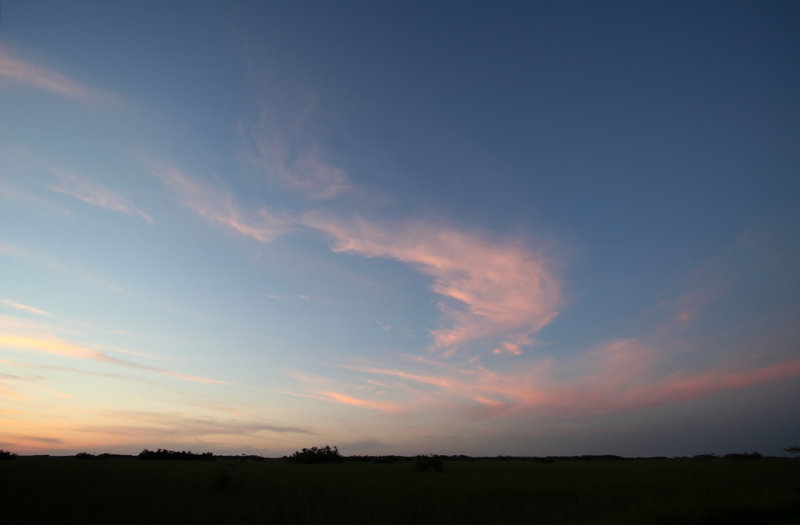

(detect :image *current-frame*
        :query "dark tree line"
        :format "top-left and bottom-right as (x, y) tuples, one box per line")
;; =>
(137, 448), (214, 461)
(287, 445), (343, 464)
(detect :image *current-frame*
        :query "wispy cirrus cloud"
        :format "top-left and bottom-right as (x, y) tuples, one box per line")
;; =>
(282, 369), (403, 413)
(0, 176), (73, 216)
(242, 113), (349, 200)
(0, 299), (53, 318)
(2, 147), (152, 223)
(143, 153), (560, 357)
(43, 163), (154, 224)
(1, 358), (154, 383)
(0, 332), (225, 385)
(294, 339), (800, 422)
(0, 238), (129, 296)
(145, 158), (290, 242)
(303, 214), (562, 357)
(318, 391), (403, 412)
(0, 44), (114, 105)
(0, 411), (313, 454)
(87, 411), (314, 438)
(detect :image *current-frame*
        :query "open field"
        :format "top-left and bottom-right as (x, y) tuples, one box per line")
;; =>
(1, 457), (798, 524)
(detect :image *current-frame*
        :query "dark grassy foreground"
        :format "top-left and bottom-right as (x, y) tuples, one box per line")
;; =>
(1, 457), (798, 524)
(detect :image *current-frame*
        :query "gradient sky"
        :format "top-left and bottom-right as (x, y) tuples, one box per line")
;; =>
(1, 1), (799, 457)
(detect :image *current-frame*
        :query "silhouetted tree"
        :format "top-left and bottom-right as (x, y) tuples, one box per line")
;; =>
(287, 445), (343, 463)
(0, 449), (16, 460)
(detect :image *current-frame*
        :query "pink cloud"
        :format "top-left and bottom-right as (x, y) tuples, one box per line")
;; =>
(0, 299), (52, 317)
(144, 159), (559, 359)
(0, 45), (113, 104)
(284, 370), (403, 413)
(639, 361), (800, 408)
(146, 158), (290, 242)
(320, 391), (402, 412)
(296, 338), (800, 422)
(303, 215), (561, 356)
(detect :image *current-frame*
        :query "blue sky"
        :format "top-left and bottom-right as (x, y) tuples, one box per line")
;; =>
(1, 1), (799, 456)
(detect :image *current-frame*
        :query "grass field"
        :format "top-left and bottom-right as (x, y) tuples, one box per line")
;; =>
(1, 457), (798, 524)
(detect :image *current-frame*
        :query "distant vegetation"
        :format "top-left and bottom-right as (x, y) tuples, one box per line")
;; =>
(415, 454), (444, 472)
(75, 452), (108, 460)
(286, 445), (343, 464)
(2, 452), (798, 524)
(722, 452), (764, 460)
(137, 448), (214, 461)
(0, 446), (796, 463)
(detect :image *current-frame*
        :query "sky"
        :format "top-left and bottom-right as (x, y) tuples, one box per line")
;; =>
(1, 1), (799, 457)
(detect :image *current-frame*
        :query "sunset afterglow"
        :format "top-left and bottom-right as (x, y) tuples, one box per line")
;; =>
(1, 2), (798, 457)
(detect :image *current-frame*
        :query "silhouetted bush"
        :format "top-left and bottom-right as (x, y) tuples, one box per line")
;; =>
(692, 453), (719, 461)
(287, 445), (343, 464)
(137, 448), (214, 461)
(723, 452), (763, 460)
(577, 454), (624, 461)
(0, 449), (17, 460)
(415, 454), (444, 472)
(74, 452), (108, 460)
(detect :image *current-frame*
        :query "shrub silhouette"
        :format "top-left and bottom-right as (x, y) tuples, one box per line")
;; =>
(415, 454), (444, 472)
(723, 452), (763, 460)
(692, 453), (718, 461)
(0, 449), (17, 460)
(287, 445), (343, 464)
(74, 452), (107, 460)
(137, 448), (214, 460)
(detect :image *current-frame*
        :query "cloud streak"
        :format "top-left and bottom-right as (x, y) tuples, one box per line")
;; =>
(1, 148), (152, 223)
(0, 411), (313, 454)
(148, 157), (561, 357)
(289, 337), (800, 423)
(0, 299), (53, 317)
(0, 332), (225, 385)
(0, 238), (130, 296)
(44, 163), (154, 224)
(0, 44), (113, 104)
(146, 158), (289, 242)
(304, 215), (561, 356)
